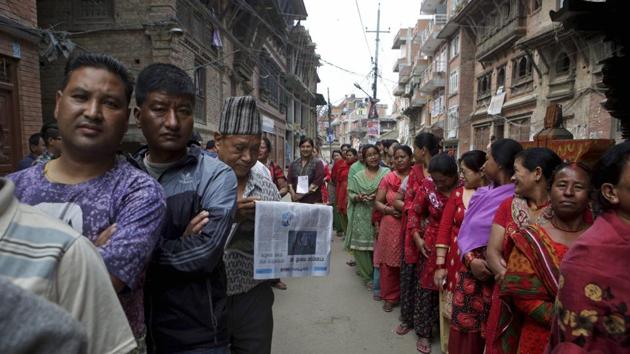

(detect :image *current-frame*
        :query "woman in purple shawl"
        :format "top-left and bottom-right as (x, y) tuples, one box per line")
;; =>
(450, 139), (522, 353)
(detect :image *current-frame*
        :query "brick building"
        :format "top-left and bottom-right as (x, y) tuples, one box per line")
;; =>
(36, 0), (320, 168)
(392, 0), (619, 155)
(329, 94), (387, 148)
(0, 1), (42, 174)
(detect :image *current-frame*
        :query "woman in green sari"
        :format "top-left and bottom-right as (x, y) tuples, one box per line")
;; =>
(346, 144), (389, 285)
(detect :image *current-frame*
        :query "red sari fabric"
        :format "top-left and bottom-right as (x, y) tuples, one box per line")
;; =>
(547, 211), (630, 354)
(408, 177), (450, 290)
(333, 160), (350, 214)
(436, 186), (467, 291)
(402, 164), (425, 264)
(321, 164), (331, 204)
(485, 197), (551, 354)
(374, 171), (404, 267)
(497, 224), (570, 354)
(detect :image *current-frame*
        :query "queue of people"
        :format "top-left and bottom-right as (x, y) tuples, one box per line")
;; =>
(330, 132), (630, 353)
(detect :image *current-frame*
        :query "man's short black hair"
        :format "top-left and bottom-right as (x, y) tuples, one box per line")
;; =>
(40, 123), (60, 147)
(62, 53), (134, 104)
(28, 133), (42, 146)
(135, 63), (195, 107)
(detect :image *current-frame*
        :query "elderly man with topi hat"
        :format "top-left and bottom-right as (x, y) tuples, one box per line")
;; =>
(133, 63), (238, 354)
(214, 96), (281, 354)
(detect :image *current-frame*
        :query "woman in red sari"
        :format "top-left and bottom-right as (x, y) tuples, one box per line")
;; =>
(548, 142), (630, 353)
(374, 145), (412, 311)
(411, 153), (460, 353)
(394, 133), (439, 336)
(433, 150), (487, 354)
(485, 148), (562, 354)
(498, 163), (592, 354)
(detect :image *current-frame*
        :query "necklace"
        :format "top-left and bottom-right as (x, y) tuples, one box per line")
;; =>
(529, 199), (550, 211)
(550, 217), (587, 233)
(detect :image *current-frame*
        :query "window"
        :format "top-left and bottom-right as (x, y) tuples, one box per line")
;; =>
(531, 0), (542, 13)
(555, 52), (572, 77)
(509, 118), (531, 141)
(503, 2), (511, 18)
(73, 0), (113, 21)
(450, 34), (460, 58)
(477, 72), (492, 99)
(436, 50), (447, 72)
(194, 64), (207, 124)
(449, 70), (459, 94)
(512, 56), (533, 83)
(447, 106), (459, 139)
(431, 94), (445, 117)
(474, 125), (491, 151)
(496, 66), (506, 90)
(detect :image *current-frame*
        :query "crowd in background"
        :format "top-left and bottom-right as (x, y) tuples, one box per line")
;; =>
(328, 133), (630, 354)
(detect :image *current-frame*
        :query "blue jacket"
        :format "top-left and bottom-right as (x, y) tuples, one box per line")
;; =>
(134, 146), (237, 353)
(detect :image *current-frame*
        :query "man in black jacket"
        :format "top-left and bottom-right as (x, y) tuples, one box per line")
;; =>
(133, 63), (237, 354)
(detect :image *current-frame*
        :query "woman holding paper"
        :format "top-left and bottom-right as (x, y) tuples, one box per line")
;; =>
(346, 144), (390, 287)
(288, 138), (326, 204)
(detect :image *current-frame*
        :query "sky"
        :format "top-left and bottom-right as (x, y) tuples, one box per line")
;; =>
(303, 0), (422, 114)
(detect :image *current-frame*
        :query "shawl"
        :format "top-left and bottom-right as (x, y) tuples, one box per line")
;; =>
(344, 166), (389, 251)
(497, 224), (567, 354)
(457, 183), (515, 257)
(334, 160), (351, 214)
(287, 156), (325, 204)
(548, 211), (630, 353)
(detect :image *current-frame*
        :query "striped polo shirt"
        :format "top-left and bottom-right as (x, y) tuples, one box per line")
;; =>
(0, 178), (136, 354)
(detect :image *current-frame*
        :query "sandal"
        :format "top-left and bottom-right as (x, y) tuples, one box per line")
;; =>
(394, 322), (412, 335)
(383, 301), (394, 312)
(416, 338), (431, 354)
(373, 295), (382, 301)
(271, 280), (287, 290)
(346, 260), (356, 266)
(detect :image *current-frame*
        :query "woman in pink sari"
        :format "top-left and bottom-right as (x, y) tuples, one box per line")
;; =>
(374, 145), (412, 312)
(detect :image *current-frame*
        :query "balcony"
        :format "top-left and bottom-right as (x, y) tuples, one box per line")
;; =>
(419, 14), (448, 56)
(476, 16), (526, 62)
(419, 63), (446, 93)
(412, 58), (429, 75)
(349, 120), (368, 134)
(392, 28), (410, 49)
(393, 57), (406, 72)
(393, 84), (405, 96)
(410, 96), (428, 108)
(421, 0), (442, 14)
(399, 64), (412, 84)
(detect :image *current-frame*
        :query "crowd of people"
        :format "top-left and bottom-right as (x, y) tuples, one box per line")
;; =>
(0, 52), (328, 354)
(329, 133), (630, 353)
(1, 50), (630, 354)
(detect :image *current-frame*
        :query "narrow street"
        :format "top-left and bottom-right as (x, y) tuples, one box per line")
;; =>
(272, 235), (441, 354)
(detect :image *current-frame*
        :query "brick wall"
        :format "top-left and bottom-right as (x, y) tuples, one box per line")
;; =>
(0, 0), (37, 26)
(1, 0), (41, 167)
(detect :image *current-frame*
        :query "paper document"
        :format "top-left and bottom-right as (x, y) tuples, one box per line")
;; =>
(296, 175), (309, 194)
(254, 201), (333, 279)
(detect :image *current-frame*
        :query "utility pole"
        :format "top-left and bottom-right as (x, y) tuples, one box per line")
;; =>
(366, 3), (389, 104)
(327, 87), (333, 163)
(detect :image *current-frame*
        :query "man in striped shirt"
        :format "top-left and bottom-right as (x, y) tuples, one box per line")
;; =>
(0, 178), (136, 354)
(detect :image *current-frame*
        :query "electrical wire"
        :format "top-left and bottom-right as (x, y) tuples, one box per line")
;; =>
(354, 0), (373, 58)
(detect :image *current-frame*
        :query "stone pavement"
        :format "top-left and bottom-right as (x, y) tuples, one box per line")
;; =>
(271, 235), (442, 353)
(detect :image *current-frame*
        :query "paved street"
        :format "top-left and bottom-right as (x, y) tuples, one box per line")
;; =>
(272, 235), (441, 354)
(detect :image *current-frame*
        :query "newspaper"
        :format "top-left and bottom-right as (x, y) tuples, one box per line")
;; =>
(254, 201), (333, 279)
